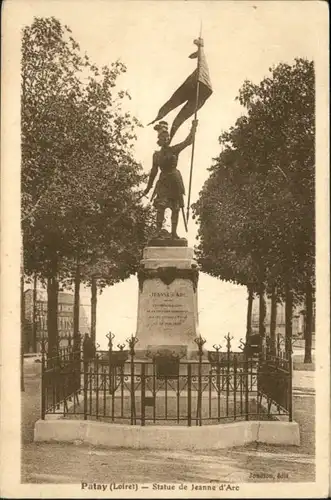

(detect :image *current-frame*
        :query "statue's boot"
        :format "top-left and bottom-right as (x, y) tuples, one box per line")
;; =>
(171, 209), (180, 239)
(155, 209), (165, 237)
(171, 223), (181, 240)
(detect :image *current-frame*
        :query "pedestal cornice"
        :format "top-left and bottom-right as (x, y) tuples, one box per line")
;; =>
(137, 266), (199, 293)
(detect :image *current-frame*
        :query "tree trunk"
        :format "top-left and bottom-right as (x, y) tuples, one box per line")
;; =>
(258, 282), (266, 338)
(246, 286), (253, 342)
(73, 262), (81, 353)
(285, 283), (293, 355)
(47, 253), (59, 358)
(270, 284), (277, 354)
(304, 281), (313, 363)
(91, 276), (97, 347)
(32, 273), (37, 352)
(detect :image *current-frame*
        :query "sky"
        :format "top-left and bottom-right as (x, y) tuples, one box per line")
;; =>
(5, 0), (327, 348)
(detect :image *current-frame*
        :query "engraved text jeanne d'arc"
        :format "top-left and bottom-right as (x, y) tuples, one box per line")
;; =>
(146, 291), (189, 330)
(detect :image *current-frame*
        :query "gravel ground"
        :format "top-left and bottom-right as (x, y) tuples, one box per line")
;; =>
(293, 353), (315, 371)
(22, 440), (315, 484)
(21, 359), (41, 444)
(64, 394), (272, 426)
(21, 358), (315, 484)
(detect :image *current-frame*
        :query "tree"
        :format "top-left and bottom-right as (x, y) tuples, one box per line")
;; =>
(21, 17), (153, 354)
(246, 285), (254, 341)
(234, 59), (315, 299)
(193, 59), (315, 355)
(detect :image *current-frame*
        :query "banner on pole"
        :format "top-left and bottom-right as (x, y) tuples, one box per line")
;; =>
(148, 40), (212, 141)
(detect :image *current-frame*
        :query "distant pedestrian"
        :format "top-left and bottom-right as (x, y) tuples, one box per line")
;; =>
(83, 333), (96, 362)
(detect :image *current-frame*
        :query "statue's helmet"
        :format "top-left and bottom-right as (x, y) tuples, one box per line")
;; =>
(154, 121), (169, 141)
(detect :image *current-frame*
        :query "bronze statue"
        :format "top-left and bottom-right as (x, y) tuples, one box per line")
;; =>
(144, 120), (198, 239)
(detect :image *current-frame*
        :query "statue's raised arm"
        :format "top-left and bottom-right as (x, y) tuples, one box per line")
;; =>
(171, 120), (198, 155)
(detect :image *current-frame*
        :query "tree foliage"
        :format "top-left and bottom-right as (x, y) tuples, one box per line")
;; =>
(22, 17), (153, 288)
(193, 58), (315, 301)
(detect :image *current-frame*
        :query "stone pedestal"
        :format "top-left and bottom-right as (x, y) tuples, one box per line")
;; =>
(135, 246), (199, 358)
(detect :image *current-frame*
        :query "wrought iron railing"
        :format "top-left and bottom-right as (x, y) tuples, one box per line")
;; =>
(40, 332), (292, 424)
(257, 335), (293, 420)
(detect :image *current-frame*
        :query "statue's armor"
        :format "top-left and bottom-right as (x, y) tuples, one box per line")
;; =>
(151, 147), (185, 210)
(145, 125), (195, 238)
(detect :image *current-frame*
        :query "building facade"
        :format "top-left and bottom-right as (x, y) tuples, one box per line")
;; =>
(24, 289), (90, 353)
(251, 297), (315, 340)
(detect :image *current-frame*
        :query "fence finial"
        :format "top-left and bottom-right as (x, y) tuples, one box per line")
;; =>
(194, 336), (206, 357)
(126, 335), (139, 355)
(224, 333), (234, 352)
(106, 332), (115, 349)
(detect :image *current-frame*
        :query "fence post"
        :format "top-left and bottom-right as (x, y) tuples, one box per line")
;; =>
(117, 344), (126, 420)
(244, 344), (249, 421)
(76, 333), (82, 396)
(40, 337), (47, 420)
(194, 336), (206, 426)
(233, 354), (237, 420)
(106, 332), (115, 394)
(95, 351), (99, 420)
(127, 335), (138, 425)
(187, 363), (192, 426)
(213, 344), (222, 423)
(224, 333), (233, 417)
(83, 345), (88, 421)
(153, 357), (156, 423)
(238, 338), (249, 421)
(141, 363), (146, 426)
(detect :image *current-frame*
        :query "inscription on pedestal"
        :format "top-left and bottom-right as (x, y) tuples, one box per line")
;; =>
(147, 290), (189, 330)
(135, 246), (200, 354)
(136, 279), (198, 347)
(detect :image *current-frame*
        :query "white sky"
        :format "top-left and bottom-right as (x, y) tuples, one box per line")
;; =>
(6, 0), (327, 348)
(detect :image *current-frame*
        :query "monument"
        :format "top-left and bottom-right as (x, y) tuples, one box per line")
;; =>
(135, 36), (212, 358)
(135, 120), (200, 358)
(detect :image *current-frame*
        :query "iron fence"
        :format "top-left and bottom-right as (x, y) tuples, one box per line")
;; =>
(41, 332), (292, 425)
(40, 336), (81, 417)
(257, 336), (292, 419)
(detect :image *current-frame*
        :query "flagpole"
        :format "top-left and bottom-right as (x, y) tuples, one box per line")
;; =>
(186, 34), (202, 224)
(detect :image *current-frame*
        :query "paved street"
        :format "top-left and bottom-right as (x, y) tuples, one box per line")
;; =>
(22, 358), (41, 445)
(21, 357), (315, 484)
(22, 440), (315, 484)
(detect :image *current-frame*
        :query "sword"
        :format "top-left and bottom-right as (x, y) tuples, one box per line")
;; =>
(151, 181), (158, 202)
(181, 207), (188, 233)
